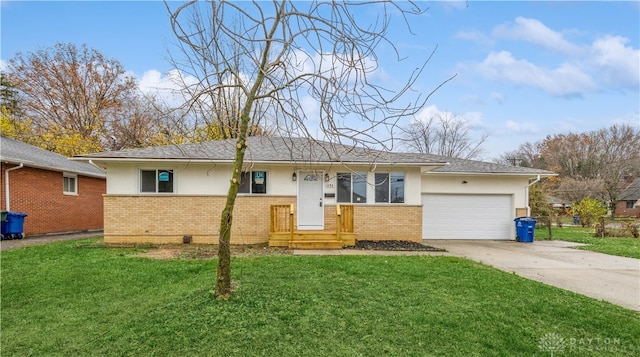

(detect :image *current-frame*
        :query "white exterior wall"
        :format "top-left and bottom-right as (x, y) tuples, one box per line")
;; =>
(105, 162), (298, 195)
(105, 162), (422, 205)
(106, 161), (528, 207)
(421, 174), (531, 209)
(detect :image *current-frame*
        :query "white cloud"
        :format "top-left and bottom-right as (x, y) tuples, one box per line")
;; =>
(290, 49), (388, 87)
(493, 17), (582, 56)
(611, 111), (640, 128)
(588, 35), (640, 89)
(462, 111), (486, 129)
(414, 104), (486, 129)
(461, 17), (639, 95)
(505, 120), (540, 134)
(136, 69), (202, 107)
(474, 51), (596, 96)
(414, 104), (443, 122)
(138, 70), (182, 104)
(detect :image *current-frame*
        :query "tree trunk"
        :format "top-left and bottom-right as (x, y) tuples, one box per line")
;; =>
(215, 136), (247, 297)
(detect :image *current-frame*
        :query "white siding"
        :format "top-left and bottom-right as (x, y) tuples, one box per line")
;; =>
(421, 174), (530, 209)
(105, 162), (298, 195)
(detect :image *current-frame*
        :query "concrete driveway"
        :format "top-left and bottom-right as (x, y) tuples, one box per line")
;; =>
(424, 240), (640, 312)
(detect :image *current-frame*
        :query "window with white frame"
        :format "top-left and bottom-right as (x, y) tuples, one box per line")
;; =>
(336, 172), (367, 203)
(63, 173), (77, 194)
(140, 169), (174, 193)
(238, 171), (267, 194)
(374, 173), (405, 203)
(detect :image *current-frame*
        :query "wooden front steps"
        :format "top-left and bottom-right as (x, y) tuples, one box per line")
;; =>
(291, 230), (342, 248)
(269, 230), (355, 249)
(269, 204), (355, 250)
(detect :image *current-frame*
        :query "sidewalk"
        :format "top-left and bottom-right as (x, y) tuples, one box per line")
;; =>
(0, 231), (102, 251)
(293, 249), (449, 256)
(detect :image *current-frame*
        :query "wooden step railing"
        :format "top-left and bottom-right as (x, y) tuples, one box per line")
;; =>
(270, 204), (294, 242)
(269, 204), (354, 248)
(336, 204), (354, 241)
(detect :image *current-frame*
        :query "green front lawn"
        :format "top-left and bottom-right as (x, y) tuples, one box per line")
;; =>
(2, 239), (639, 356)
(536, 226), (640, 259)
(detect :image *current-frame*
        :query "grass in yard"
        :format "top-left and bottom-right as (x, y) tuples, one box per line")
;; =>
(535, 226), (640, 259)
(2, 238), (639, 356)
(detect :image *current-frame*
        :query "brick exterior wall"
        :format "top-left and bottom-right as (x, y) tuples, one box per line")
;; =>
(103, 195), (297, 244)
(104, 195), (423, 244)
(1, 163), (105, 235)
(352, 205), (422, 242)
(614, 200), (640, 218)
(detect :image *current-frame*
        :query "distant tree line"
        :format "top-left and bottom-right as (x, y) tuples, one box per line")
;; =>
(499, 124), (640, 215)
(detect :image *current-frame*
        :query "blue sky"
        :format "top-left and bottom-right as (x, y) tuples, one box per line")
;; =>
(2, 1), (639, 160)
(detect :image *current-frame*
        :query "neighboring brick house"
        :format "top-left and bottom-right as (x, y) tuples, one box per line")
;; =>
(75, 137), (554, 246)
(615, 178), (640, 218)
(1, 136), (106, 236)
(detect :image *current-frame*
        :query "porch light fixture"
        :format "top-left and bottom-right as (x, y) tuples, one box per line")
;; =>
(324, 173), (330, 182)
(292, 172), (297, 181)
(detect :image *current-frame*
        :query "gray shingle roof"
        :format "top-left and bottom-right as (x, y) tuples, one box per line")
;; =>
(76, 137), (443, 164)
(620, 178), (640, 200)
(422, 154), (556, 175)
(76, 136), (554, 176)
(1, 136), (105, 178)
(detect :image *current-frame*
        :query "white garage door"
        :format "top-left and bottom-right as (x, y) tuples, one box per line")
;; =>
(422, 194), (513, 240)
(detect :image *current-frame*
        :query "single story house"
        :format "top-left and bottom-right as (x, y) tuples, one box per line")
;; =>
(1, 136), (106, 236)
(74, 137), (555, 246)
(547, 195), (571, 214)
(615, 177), (640, 218)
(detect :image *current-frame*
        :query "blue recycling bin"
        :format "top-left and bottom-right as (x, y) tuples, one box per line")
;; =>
(514, 217), (536, 243)
(1, 212), (27, 240)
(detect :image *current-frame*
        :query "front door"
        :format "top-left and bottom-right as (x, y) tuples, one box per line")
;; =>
(297, 171), (324, 230)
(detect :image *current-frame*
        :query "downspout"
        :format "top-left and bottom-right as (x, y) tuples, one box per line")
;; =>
(525, 175), (541, 216)
(4, 163), (24, 211)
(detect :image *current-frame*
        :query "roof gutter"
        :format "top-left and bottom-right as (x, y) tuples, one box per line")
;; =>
(88, 160), (106, 173)
(3, 157), (104, 178)
(4, 163), (24, 211)
(73, 157), (449, 168)
(525, 175), (541, 216)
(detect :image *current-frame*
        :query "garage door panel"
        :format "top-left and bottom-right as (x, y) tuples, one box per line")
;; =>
(422, 194), (513, 240)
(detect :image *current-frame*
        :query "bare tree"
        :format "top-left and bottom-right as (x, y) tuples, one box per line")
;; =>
(401, 113), (487, 159)
(554, 177), (605, 203)
(496, 142), (547, 168)
(103, 93), (175, 151)
(166, 0), (451, 297)
(165, 36), (273, 141)
(595, 125), (640, 214)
